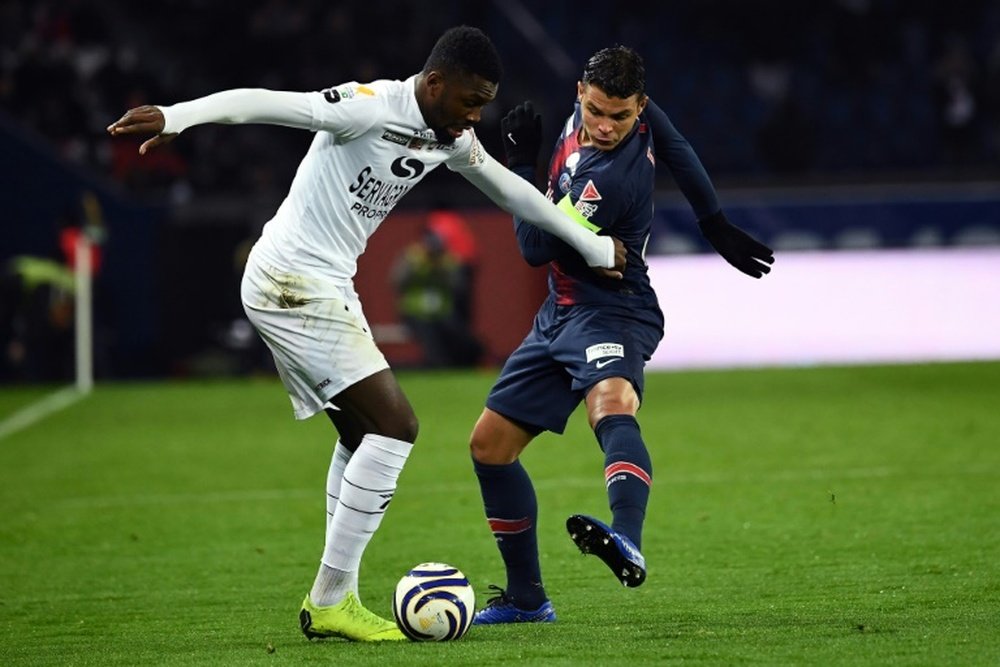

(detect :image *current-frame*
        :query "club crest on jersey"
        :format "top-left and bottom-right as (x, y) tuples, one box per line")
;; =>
(558, 172), (572, 194)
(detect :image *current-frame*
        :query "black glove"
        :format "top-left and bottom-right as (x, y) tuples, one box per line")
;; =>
(500, 101), (542, 169)
(698, 211), (774, 278)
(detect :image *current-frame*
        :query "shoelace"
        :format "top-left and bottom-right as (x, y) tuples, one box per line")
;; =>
(481, 584), (512, 608)
(341, 595), (394, 627)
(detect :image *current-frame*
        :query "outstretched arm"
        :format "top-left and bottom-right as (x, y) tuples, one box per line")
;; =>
(467, 101), (624, 277)
(458, 149), (624, 274)
(106, 105), (174, 155)
(646, 98), (774, 278)
(107, 88), (375, 153)
(644, 98), (719, 219)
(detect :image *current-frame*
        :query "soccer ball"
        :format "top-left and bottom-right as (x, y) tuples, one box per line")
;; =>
(392, 562), (476, 641)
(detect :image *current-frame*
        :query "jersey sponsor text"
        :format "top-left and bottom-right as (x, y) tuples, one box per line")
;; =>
(585, 342), (625, 363)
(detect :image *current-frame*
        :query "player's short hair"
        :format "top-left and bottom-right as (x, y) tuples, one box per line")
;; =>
(582, 46), (645, 99)
(423, 26), (503, 84)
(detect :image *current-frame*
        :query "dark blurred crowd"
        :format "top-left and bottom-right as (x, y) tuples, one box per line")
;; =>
(2, 0), (998, 204)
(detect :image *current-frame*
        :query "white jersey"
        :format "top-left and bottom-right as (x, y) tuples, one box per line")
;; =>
(158, 77), (614, 301)
(252, 76), (486, 292)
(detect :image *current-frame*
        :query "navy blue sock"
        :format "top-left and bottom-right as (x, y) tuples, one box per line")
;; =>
(595, 415), (652, 549)
(472, 458), (547, 609)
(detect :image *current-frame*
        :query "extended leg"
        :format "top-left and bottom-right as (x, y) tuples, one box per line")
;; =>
(301, 369), (417, 641)
(469, 408), (556, 624)
(566, 377), (650, 587)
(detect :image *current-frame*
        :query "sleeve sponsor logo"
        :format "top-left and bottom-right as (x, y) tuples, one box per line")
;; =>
(585, 342), (625, 363)
(468, 133), (485, 166)
(321, 84), (376, 104)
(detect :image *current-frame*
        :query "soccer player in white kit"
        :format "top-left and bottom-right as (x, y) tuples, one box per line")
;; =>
(107, 26), (626, 641)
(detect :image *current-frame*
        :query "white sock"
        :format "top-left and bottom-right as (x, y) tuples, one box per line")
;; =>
(309, 564), (358, 607)
(325, 441), (353, 542)
(313, 433), (413, 603)
(310, 442), (357, 607)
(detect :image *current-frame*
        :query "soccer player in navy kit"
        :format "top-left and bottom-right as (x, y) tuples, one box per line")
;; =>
(471, 46), (774, 623)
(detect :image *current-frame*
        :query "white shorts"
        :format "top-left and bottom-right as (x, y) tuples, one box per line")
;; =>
(241, 259), (389, 420)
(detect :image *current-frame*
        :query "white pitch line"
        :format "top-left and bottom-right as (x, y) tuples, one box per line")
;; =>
(0, 386), (86, 441)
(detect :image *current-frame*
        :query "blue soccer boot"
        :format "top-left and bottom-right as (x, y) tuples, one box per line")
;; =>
(566, 514), (646, 587)
(472, 585), (556, 625)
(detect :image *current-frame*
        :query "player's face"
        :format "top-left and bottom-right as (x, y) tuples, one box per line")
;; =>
(577, 82), (647, 151)
(423, 71), (498, 144)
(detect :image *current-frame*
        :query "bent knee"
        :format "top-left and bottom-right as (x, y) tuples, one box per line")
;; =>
(468, 411), (530, 465)
(586, 380), (640, 429)
(396, 412), (420, 443)
(373, 410), (419, 443)
(469, 430), (510, 465)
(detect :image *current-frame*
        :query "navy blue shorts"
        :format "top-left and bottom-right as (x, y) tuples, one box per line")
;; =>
(486, 298), (664, 434)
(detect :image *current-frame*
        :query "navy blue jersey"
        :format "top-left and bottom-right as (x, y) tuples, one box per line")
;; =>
(490, 98), (722, 432)
(513, 99), (719, 304)
(519, 102), (659, 309)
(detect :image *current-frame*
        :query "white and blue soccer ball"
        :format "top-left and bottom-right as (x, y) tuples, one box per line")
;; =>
(392, 562), (476, 641)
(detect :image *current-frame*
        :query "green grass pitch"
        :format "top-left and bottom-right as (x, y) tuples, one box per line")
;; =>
(1, 362), (998, 665)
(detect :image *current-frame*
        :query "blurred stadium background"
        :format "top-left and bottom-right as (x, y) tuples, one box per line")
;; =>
(3, 5), (1000, 664)
(2, 0), (999, 384)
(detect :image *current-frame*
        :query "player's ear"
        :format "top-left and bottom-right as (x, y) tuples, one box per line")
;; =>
(636, 94), (648, 115)
(425, 70), (446, 98)
(576, 81), (584, 101)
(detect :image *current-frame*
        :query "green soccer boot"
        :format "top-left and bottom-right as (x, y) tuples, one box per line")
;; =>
(300, 592), (406, 642)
